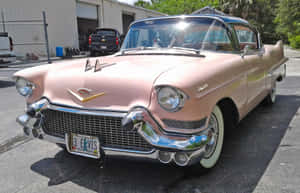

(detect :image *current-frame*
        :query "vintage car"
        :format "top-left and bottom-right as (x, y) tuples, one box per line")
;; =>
(14, 15), (287, 170)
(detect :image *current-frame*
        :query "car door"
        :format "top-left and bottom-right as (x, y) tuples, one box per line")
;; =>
(233, 24), (266, 110)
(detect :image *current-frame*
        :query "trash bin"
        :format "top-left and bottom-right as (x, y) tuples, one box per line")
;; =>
(56, 46), (64, 57)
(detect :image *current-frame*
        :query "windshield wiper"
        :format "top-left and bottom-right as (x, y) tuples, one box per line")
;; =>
(120, 47), (158, 55)
(170, 47), (201, 55)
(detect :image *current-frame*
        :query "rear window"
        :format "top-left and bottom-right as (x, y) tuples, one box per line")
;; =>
(96, 30), (116, 36)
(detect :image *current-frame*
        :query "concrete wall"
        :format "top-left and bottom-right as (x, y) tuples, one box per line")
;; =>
(0, 0), (165, 57)
(0, 0), (78, 57)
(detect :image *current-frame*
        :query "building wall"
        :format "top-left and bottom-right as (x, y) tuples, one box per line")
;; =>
(0, 0), (165, 57)
(0, 0), (78, 57)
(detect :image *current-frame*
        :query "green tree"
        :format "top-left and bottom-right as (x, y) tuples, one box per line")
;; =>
(135, 0), (219, 15)
(220, 0), (279, 43)
(275, 0), (300, 48)
(135, 0), (281, 44)
(134, 0), (151, 8)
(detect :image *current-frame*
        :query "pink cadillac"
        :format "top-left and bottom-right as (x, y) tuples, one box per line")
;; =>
(14, 15), (287, 170)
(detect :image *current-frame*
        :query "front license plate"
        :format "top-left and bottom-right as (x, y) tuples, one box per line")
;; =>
(69, 133), (100, 158)
(100, 46), (107, 49)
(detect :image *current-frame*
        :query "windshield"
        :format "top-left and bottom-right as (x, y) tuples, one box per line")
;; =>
(121, 17), (234, 52)
(96, 30), (116, 37)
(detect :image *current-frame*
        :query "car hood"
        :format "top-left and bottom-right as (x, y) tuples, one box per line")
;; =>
(41, 55), (204, 111)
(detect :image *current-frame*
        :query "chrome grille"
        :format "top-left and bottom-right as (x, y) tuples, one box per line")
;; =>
(41, 109), (153, 152)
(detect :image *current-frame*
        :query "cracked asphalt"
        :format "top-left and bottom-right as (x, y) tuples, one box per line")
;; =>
(0, 48), (299, 193)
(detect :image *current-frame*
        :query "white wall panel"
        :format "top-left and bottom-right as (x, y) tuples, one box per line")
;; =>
(76, 2), (98, 20)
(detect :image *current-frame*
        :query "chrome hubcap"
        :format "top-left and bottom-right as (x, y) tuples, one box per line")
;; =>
(204, 114), (219, 158)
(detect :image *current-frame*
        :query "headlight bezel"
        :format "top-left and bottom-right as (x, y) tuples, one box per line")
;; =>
(15, 77), (35, 97)
(156, 86), (188, 112)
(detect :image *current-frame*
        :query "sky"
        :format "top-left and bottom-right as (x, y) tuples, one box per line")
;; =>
(118, 0), (151, 5)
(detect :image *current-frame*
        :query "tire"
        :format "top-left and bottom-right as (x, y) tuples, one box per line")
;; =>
(199, 105), (224, 169)
(56, 143), (67, 150)
(184, 105), (224, 174)
(265, 81), (277, 105)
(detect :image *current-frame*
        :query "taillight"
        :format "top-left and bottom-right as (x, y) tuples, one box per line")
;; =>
(88, 35), (92, 45)
(116, 37), (119, 46)
(9, 37), (13, 51)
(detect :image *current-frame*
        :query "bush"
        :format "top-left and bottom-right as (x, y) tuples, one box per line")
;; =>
(289, 34), (300, 49)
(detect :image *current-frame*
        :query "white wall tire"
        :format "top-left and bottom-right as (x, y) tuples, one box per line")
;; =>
(265, 81), (277, 105)
(200, 105), (224, 169)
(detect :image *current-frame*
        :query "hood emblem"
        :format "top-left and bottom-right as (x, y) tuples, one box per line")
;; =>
(68, 88), (105, 103)
(85, 58), (116, 72)
(77, 88), (92, 96)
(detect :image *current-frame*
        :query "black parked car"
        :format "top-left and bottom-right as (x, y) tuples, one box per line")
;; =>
(89, 28), (121, 56)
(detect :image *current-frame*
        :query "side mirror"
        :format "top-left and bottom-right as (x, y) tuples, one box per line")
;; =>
(241, 45), (250, 58)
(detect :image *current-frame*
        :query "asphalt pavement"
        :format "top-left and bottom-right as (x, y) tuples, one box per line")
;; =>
(0, 48), (299, 193)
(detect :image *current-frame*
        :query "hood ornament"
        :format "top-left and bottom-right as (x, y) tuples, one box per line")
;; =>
(85, 58), (116, 72)
(85, 59), (92, 72)
(68, 88), (105, 103)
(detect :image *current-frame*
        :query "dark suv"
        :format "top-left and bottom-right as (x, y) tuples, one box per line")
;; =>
(89, 28), (121, 56)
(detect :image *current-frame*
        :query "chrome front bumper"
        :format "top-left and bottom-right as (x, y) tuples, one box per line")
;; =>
(16, 99), (211, 166)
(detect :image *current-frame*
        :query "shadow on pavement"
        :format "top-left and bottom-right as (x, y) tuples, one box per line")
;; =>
(30, 75), (300, 193)
(0, 80), (15, 88)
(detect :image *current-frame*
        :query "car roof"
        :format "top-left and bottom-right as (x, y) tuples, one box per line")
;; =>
(197, 14), (249, 25)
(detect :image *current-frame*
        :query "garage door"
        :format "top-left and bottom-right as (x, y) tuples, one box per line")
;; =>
(76, 2), (98, 20)
(122, 14), (135, 34)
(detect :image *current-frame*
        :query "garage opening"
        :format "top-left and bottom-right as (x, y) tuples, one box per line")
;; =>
(76, 2), (98, 51)
(122, 13), (135, 35)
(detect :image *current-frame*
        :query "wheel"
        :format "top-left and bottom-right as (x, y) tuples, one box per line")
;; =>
(265, 81), (277, 105)
(56, 143), (67, 150)
(183, 105), (224, 175)
(199, 105), (224, 169)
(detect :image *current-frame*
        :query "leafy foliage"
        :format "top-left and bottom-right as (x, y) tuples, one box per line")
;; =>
(135, 0), (300, 47)
(219, 0), (280, 44)
(275, 0), (300, 49)
(135, 0), (219, 15)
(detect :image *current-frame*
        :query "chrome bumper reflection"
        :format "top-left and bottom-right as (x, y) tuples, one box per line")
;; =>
(131, 108), (211, 151)
(16, 99), (211, 166)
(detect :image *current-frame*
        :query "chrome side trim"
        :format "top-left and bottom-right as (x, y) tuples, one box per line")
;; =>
(268, 58), (288, 81)
(195, 72), (245, 99)
(268, 57), (288, 74)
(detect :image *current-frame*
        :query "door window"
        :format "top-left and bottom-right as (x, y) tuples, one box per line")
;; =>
(233, 25), (258, 50)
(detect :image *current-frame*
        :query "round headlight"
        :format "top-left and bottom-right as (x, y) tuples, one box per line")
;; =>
(157, 86), (186, 112)
(15, 77), (34, 97)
